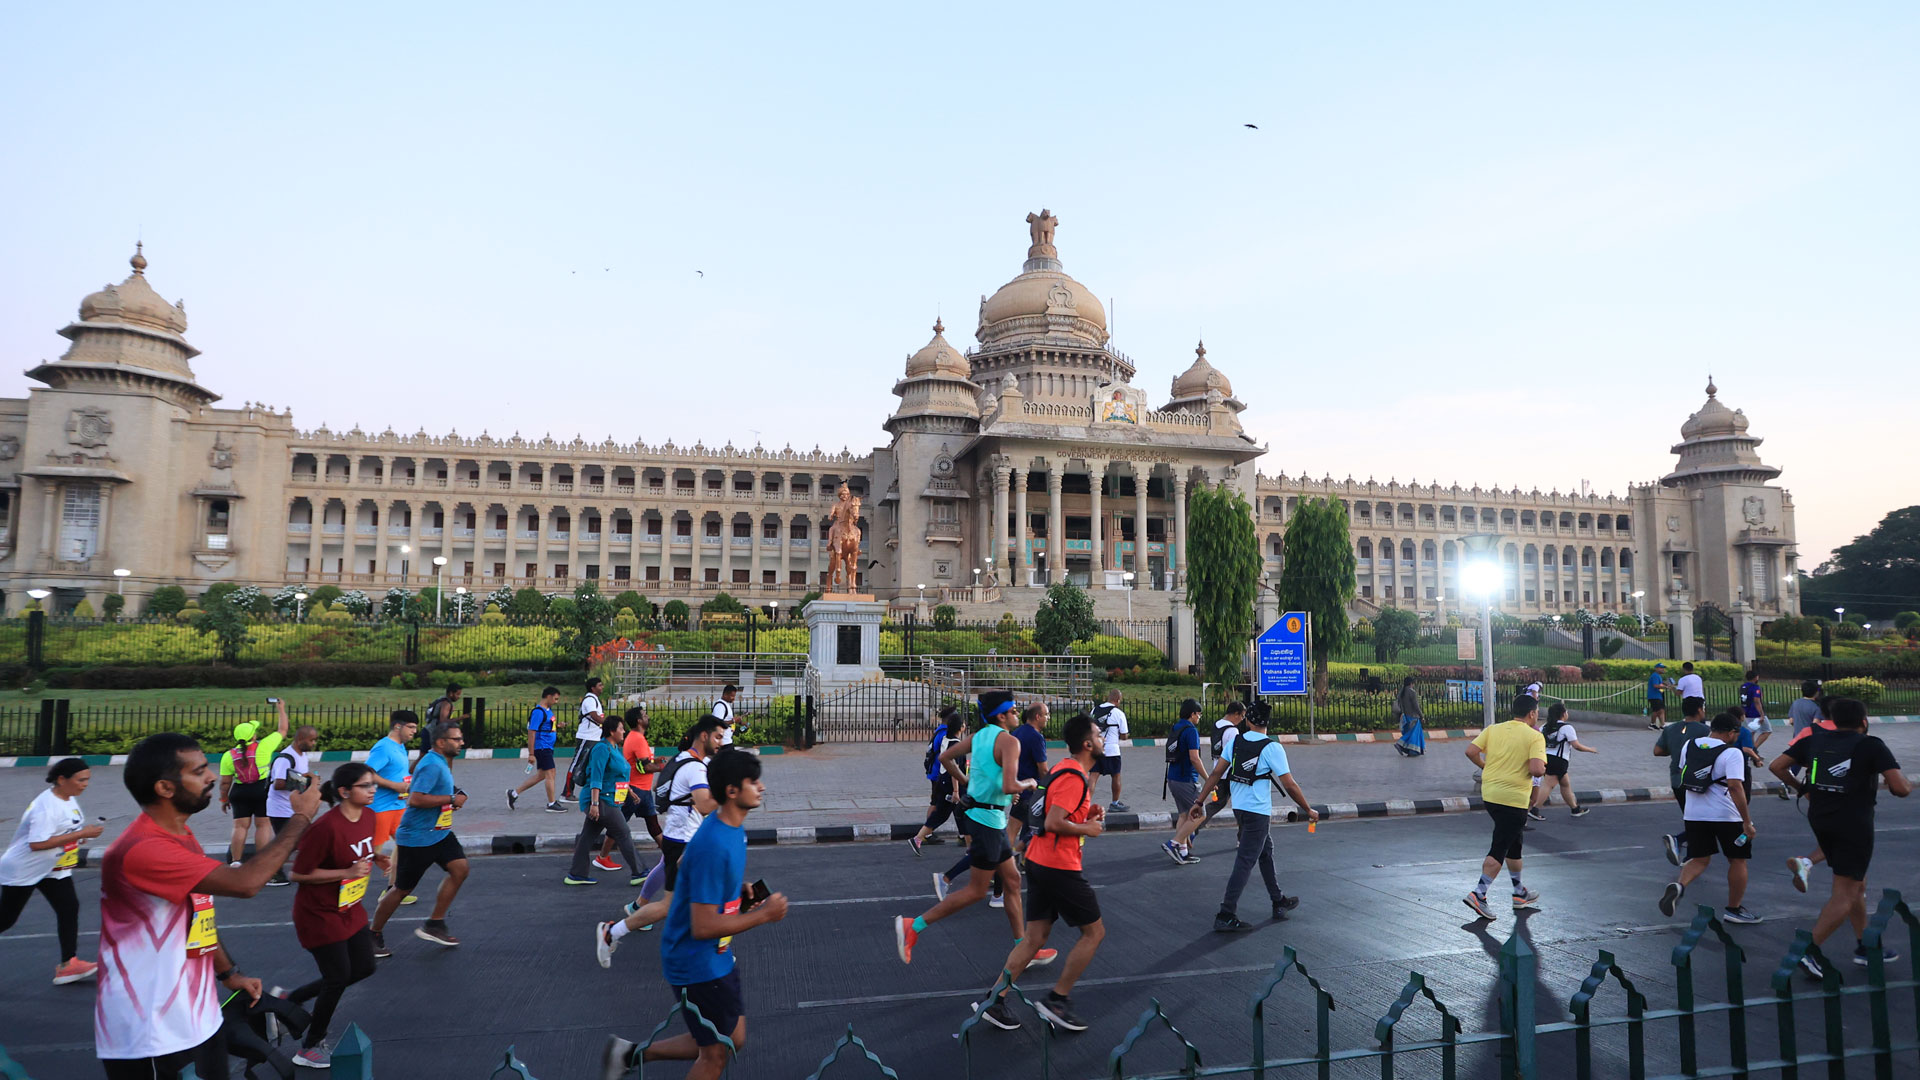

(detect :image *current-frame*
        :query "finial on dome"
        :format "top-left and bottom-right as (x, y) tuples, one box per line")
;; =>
(130, 241), (147, 274)
(933, 316), (944, 335)
(1705, 374), (1717, 399)
(1195, 340), (1206, 360)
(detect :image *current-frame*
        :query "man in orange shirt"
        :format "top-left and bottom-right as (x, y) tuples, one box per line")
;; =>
(598, 707), (666, 870)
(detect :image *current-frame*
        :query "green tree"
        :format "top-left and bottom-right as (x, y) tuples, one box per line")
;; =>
(613, 590), (648, 616)
(1800, 506), (1920, 620)
(508, 587), (549, 617)
(560, 580), (617, 663)
(146, 585), (188, 617)
(202, 582), (241, 609)
(1034, 581), (1098, 655)
(1894, 611), (1920, 630)
(309, 584), (344, 611)
(102, 593), (126, 620)
(1275, 497), (1356, 698)
(1187, 482), (1262, 685)
(190, 595), (252, 664)
(661, 599), (691, 625)
(702, 592), (746, 616)
(932, 604), (957, 631)
(1372, 608), (1421, 661)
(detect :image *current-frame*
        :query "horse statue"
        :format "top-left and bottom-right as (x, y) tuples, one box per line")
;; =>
(826, 483), (864, 593)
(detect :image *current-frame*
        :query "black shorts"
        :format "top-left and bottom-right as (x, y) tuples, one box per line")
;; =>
(660, 837), (688, 892)
(532, 747), (555, 772)
(1544, 756), (1569, 778)
(1648, 698), (1667, 712)
(929, 776), (952, 805)
(1094, 756), (1122, 776)
(1486, 803), (1528, 861)
(676, 968), (744, 1047)
(962, 812), (1013, 871)
(1024, 862), (1101, 928)
(1813, 825), (1873, 881)
(101, 1030), (228, 1080)
(1683, 820), (1752, 861)
(393, 834), (467, 892)
(229, 780), (269, 820)
(621, 788), (657, 820)
(1671, 786), (1687, 814)
(270, 815), (292, 836)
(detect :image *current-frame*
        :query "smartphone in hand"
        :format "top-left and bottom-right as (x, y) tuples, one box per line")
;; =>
(741, 879), (771, 912)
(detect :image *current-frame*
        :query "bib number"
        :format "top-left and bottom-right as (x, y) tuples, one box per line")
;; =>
(53, 842), (79, 870)
(435, 805), (454, 829)
(187, 894), (219, 958)
(716, 897), (738, 955)
(338, 875), (369, 909)
(613, 782), (628, 805)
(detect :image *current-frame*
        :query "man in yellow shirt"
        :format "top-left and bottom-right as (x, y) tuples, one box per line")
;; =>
(1462, 695), (1548, 920)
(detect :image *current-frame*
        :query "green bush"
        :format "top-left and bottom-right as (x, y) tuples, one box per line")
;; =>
(613, 591), (648, 616)
(102, 593), (126, 620)
(72, 599), (95, 618)
(1070, 634), (1164, 670)
(1824, 676), (1884, 704)
(1584, 658), (1744, 681)
(309, 585), (344, 611)
(996, 611), (1020, 633)
(932, 604), (957, 631)
(389, 672), (419, 690)
(661, 599), (691, 622)
(1598, 635), (1625, 659)
(702, 592), (746, 616)
(1895, 611), (1920, 630)
(318, 606), (354, 625)
(147, 585), (188, 617)
(508, 588), (548, 616)
(1835, 622), (1864, 641)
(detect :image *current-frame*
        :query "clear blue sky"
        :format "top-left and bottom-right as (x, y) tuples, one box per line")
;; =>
(3, 3), (1914, 564)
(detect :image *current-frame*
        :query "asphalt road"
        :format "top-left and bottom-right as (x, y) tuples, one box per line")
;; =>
(3, 798), (1917, 1079)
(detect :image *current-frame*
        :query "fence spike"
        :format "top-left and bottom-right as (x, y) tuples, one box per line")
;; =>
(1106, 997), (1202, 1080)
(803, 1024), (901, 1080)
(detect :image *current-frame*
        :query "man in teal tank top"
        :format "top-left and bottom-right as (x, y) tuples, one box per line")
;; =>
(894, 692), (1057, 969)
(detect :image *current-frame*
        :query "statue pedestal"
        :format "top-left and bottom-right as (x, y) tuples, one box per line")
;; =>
(806, 599), (886, 685)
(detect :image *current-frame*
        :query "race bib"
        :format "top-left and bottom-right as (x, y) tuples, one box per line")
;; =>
(187, 894), (219, 957)
(613, 782), (628, 805)
(435, 804), (454, 829)
(716, 897), (738, 955)
(338, 875), (369, 909)
(53, 842), (79, 870)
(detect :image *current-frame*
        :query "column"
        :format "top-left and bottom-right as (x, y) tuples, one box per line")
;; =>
(307, 499), (323, 579)
(1013, 467), (1031, 585)
(1088, 459), (1107, 581)
(991, 462), (1011, 587)
(812, 514), (827, 586)
(373, 497), (390, 582)
(597, 505), (612, 590)
(534, 507), (550, 587)
(404, 501), (422, 585)
(1132, 465), (1149, 580)
(977, 468), (993, 583)
(749, 509), (762, 594)
(502, 503), (517, 586)
(95, 486), (114, 562)
(1173, 471), (1189, 589)
(38, 482), (57, 559)
(1046, 462), (1064, 586)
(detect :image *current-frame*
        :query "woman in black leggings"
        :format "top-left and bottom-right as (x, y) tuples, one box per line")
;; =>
(0, 757), (103, 984)
(284, 762), (383, 1069)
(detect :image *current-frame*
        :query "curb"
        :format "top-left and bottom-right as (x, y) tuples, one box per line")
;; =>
(0, 744), (782, 769)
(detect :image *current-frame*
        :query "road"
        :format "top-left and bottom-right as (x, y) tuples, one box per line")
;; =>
(2, 798), (1917, 1078)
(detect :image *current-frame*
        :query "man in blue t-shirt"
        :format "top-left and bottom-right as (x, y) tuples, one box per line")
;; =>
(1010, 703), (1050, 858)
(909, 706), (963, 855)
(1160, 699), (1206, 866)
(367, 710), (419, 905)
(508, 686), (564, 813)
(1189, 707), (1318, 931)
(602, 749), (787, 1078)
(370, 721), (469, 955)
(1739, 672), (1772, 751)
(1646, 663), (1673, 730)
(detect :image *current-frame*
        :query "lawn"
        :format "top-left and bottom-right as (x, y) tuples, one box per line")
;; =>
(1333, 641), (1588, 669)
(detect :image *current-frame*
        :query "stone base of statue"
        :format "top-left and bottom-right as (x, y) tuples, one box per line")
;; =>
(806, 598), (886, 684)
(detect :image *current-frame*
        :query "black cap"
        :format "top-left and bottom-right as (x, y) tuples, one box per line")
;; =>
(978, 690), (1016, 720)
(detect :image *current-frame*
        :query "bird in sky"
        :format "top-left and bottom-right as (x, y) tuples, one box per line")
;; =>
(696, 270), (704, 277)
(1243, 123), (1259, 129)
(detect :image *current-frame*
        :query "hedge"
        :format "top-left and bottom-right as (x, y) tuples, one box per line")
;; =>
(1582, 658), (1745, 681)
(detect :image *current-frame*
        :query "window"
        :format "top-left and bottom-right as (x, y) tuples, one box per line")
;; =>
(1360, 585), (1373, 599)
(614, 565), (630, 580)
(525, 562), (537, 578)
(585, 564), (599, 580)
(463, 561), (474, 576)
(734, 521), (750, 538)
(675, 519), (692, 537)
(673, 566), (690, 582)
(733, 569), (749, 584)
(59, 484), (101, 561)
(1402, 585), (1414, 599)
(644, 566), (660, 582)
(762, 570), (777, 585)
(1426, 586), (1437, 600)
(554, 564), (568, 580)
(1524, 589), (1536, 602)
(789, 570), (808, 585)
(492, 562), (506, 578)
(704, 567), (720, 583)
(494, 514), (508, 530)
(763, 523), (780, 540)
(1602, 589), (1612, 602)
(704, 521), (721, 538)
(1506, 589), (1518, 602)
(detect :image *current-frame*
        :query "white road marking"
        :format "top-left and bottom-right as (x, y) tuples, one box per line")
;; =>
(1367, 844), (1646, 869)
(0, 916), (428, 943)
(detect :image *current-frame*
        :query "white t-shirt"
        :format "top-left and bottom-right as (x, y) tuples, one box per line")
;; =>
(662, 752), (710, 842)
(1212, 717), (1239, 764)
(0, 789), (85, 886)
(1681, 737), (1745, 823)
(1523, 682), (1543, 701)
(1545, 723), (1578, 760)
(1094, 705), (1129, 757)
(1676, 673), (1705, 700)
(576, 693), (605, 742)
(266, 748), (310, 818)
(712, 698), (735, 746)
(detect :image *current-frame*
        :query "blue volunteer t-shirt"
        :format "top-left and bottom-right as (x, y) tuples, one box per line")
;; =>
(395, 750), (455, 847)
(527, 706), (557, 750)
(1647, 672), (1665, 700)
(1224, 729), (1291, 816)
(1012, 724), (1048, 782)
(1165, 720), (1201, 784)
(925, 724), (949, 782)
(1740, 682), (1763, 719)
(366, 737), (411, 813)
(661, 814), (748, 987)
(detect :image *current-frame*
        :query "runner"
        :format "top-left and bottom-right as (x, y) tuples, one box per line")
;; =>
(564, 677), (608, 800)
(1009, 702), (1050, 861)
(1188, 701), (1317, 931)
(369, 722), (470, 956)
(1781, 698), (1840, 889)
(1653, 696), (1712, 866)
(366, 711), (419, 907)
(509, 686), (565, 812)
(594, 717), (725, 963)
(599, 750), (788, 1080)
(565, 714), (645, 887)
(1090, 690), (1129, 812)
(0, 757), (103, 984)
(1770, 697), (1911, 977)
(1740, 671), (1771, 750)
(1675, 662), (1705, 704)
(218, 701), (289, 867)
(265, 724), (319, 886)
(712, 683), (740, 747)
(1787, 680), (1824, 739)
(1658, 712), (1762, 923)
(1529, 703), (1597, 818)
(600, 705), (665, 867)
(96, 731), (319, 1079)
(908, 705), (964, 855)
(1160, 699), (1205, 865)
(1166, 700), (1244, 858)
(423, 683), (462, 728)
(973, 713), (1108, 1032)
(282, 763), (384, 1068)
(1646, 662), (1673, 730)
(1462, 694), (1547, 920)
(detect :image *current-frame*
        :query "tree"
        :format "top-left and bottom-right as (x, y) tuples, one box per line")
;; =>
(1800, 506), (1920, 620)
(932, 604), (957, 630)
(661, 599), (691, 624)
(560, 581), (617, 664)
(486, 584), (519, 612)
(702, 592), (746, 616)
(147, 585), (188, 617)
(190, 595), (252, 664)
(336, 590), (373, 617)
(1896, 611), (1920, 630)
(1187, 482), (1262, 685)
(1034, 581), (1098, 655)
(613, 590), (648, 616)
(1275, 497), (1356, 698)
(102, 593), (125, 620)
(381, 588), (413, 620)
(309, 585), (344, 611)
(508, 587), (548, 617)
(1372, 608), (1421, 662)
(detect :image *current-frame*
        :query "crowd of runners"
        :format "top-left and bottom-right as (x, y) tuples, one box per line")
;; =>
(0, 673), (1909, 1078)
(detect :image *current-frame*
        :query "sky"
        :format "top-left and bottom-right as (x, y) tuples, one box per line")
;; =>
(2, 3), (1914, 565)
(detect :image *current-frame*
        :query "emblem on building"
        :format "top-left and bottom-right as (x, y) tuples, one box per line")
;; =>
(1741, 496), (1766, 526)
(65, 408), (112, 448)
(1046, 283), (1075, 309)
(209, 434), (237, 470)
(1666, 514), (1681, 533)
(0, 435), (17, 461)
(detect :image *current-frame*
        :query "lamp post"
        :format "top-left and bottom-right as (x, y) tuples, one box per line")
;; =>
(1460, 533), (1503, 729)
(399, 543), (411, 584)
(27, 588), (50, 607)
(1835, 607), (1845, 622)
(1122, 570), (1135, 621)
(1632, 589), (1646, 627)
(455, 586), (468, 622)
(294, 591), (308, 621)
(769, 599), (779, 626)
(113, 567), (130, 595)
(432, 556), (449, 620)
(984, 555), (994, 589)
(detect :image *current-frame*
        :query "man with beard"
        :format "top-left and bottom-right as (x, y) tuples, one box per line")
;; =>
(97, 732), (322, 1079)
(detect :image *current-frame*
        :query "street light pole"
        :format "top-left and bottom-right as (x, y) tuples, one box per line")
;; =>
(113, 567), (130, 595)
(1460, 533), (1502, 729)
(433, 556), (449, 620)
(294, 591), (308, 621)
(1122, 570), (1134, 621)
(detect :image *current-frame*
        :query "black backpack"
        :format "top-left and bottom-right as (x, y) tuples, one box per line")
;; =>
(1229, 730), (1276, 787)
(1165, 720), (1194, 767)
(655, 752), (701, 809)
(1210, 719), (1244, 760)
(1092, 703), (1122, 740)
(1541, 717), (1567, 744)
(1804, 731), (1867, 797)
(1681, 740), (1739, 794)
(1027, 763), (1088, 833)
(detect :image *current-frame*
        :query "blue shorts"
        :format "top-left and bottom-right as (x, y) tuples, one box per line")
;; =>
(621, 788), (657, 819)
(532, 747), (556, 772)
(677, 969), (744, 1046)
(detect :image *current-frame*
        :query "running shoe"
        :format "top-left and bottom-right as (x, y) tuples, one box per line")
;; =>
(1788, 857), (1812, 893)
(1035, 992), (1087, 1032)
(1181, 846), (1201, 862)
(1512, 889), (1541, 909)
(1647, 718), (1662, 731)
(1109, 802), (1131, 814)
(1662, 834), (1683, 867)
(506, 789), (518, 810)
(1213, 914), (1255, 932)
(989, 890), (1005, 909)
(563, 876), (598, 886)
(923, 835), (947, 845)
(545, 801), (569, 813)
(266, 872), (291, 887)
(908, 836), (923, 857)
(1570, 806), (1591, 817)
(377, 887), (418, 906)
(1162, 839), (1189, 865)
(1854, 944), (1899, 966)
(1800, 953), (1826, 980)
(1030, 948), (1058, 967)
(266, 985), (287, 1042)
(932, 873), (949, 902)
(629, 875), (645, 887)
(1273, 894), (1301, 920)
(601, 1035), (640, 1080)
(371, 931), (390, 958)
(975, 998), (1020, 1030)
(893, 916), (917, 964)
(1659, 882), (1685, 918)
(1463, 893), (1494, 921)
(51, 958), (97, 985)
(1526, 808), (1546, 822)
(293, 1046), (330, 1069)
(1722, 906), (1763, 925)
(592, 857), (622, 872)
(415, 921), (460, 947)
(624, 899), (641, 918)
(595, 922), (617, 968)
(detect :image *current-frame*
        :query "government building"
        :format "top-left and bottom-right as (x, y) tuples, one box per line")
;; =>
(0, 216), (1802, 650)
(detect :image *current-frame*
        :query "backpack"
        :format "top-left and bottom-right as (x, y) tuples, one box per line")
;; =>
(1092, 703), (1121, 740)
(1028, 762), (1089, 833)
(1165, 720), (1194, 767)
(1541, 717), (1567, 744)
(1210, 719), (1244, 761)
(923, 725), (949, 777)
(1804, 731), (1866, 797)
(1228, 730), (1276, 787)
(1681, 740), (1739, 794)
(655, 752), (702, 809)
(425, 696), (454, 724)
(229, 740), (263, 785)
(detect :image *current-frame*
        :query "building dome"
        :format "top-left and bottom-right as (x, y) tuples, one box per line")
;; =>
(903, 318), (970, 379)
(77, 244), (189, 337)
(1678, 378), (1750, 439)
(1169, 340), (1232, 402)
(975, 210), (1109, 348)
(1662, 376), (1777, 487)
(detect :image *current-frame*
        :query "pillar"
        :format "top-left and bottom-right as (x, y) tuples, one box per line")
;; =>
(1731, 598), (1756, 668)
(403, 501), (421, 586)
(812, 514), (826, 586)
(502, 504), (517, 586)
(991, 462), (1011, 587)
(307, 500), (323, 579)
(374, 498), (390, 582)
(598, 505), (613, 590)
(1088, 459), (1107, 582)
(1046, 462), (1064, 586)
(1132, 465), (1149, 581)
(1013, 468), (1031, 585)
(1172, 471), (1189, 590)
(95, 485), (113, 562)
(38, 482), (55, 560)
(1668, 602), (1695, 662)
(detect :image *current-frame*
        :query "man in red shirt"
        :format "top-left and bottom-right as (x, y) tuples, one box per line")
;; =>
(96, 732), (322, 1079)
(973, 713), (1107, 1035)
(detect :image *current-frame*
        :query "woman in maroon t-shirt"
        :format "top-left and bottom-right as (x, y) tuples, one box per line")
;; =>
(285, 762), (384, 1068)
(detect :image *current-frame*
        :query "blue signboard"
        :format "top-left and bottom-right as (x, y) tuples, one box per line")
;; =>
(1257, 612), (1311, 695)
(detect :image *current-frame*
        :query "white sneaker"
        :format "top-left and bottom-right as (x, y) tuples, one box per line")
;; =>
(989, 891), (1005, 909)
(932, 873), (949, 902)
(595, 921), (617, 969)
(1788, 857), (1813, 894)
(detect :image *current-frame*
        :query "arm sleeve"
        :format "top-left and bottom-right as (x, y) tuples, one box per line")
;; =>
(1871, 739), (1900, 774)
(1263, 742), (1291, 778)
(124, 839), (221, 905)
(1471, 730), (1491, 753)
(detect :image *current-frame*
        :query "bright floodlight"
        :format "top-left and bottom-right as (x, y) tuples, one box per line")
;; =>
(1632, 590), (1645, 598)
(1835, 607), (1845, 617)
(113, 567), (131, 578)
(433, 556), (448, 566)
(294, 592), (308, 601)
(1461, 560), (1501, 597)
(455, 587), (467, 595)
(27, 588), (50, 600)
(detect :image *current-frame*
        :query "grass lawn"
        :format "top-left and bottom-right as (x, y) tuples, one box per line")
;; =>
(3, 684), (556, 710)
(1333, 641), (1587, 669)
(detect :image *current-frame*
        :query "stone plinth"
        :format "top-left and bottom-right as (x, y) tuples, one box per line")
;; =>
(806, 598), (886, 684)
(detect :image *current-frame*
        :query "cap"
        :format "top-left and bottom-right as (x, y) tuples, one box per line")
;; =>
(977, 690), (1016, 720)
(233, 722), (258, 743)
(1653, 662), (1667, 669)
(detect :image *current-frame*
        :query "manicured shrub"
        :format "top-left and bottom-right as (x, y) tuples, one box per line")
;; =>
(932, 604), (957, 631)
(1824, 677), (1884, 704)
(147, 585), (188, 617)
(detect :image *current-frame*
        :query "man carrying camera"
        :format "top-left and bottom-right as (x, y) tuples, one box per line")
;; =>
(265, 724), (319, 886)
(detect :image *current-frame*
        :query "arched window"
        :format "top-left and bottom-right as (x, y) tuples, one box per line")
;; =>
(1357, 539), (1373, 559)
(1401, 539), (1415, 561)
(1601, 548), (1615, 568)
(1421, 540), (1436, 561)
(1503, 544), (1519, 565)
(1542, 547), (1556, 567)
(1578, 513), (1593, 530)
(1522, 545), (1538, 566)
(1581, 547), (1594, 568)
(1563, 545), (1575, 566)
(1442, 540), (1457, 563)
(1619, 549), (1633, 570)
(1520, 510), (1536, 527)
(1501, 509), (1516, 527)
(1616, 515), (1631, 532)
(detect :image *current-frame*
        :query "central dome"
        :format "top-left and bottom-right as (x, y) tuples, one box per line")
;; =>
(975, 211), (1109, 348)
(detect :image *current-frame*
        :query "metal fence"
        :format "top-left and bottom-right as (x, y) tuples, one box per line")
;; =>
(1545, 679), (1920, 719)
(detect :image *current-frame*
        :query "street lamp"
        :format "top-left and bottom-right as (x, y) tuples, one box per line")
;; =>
(113, 567), (130, 595)
(27, 588), (50, 607)
(984, 555), (994, 588)
(769, 599), (779, 624)
(1122, 570), (1135, 621)
(1631, 589), (1646, 627)
(1459, 533), (1504, 729)
(399, 543), (411, 583)
(432, 555), (449, 620)
(454, 586), (468, 621)
(294, 591), (308, 621)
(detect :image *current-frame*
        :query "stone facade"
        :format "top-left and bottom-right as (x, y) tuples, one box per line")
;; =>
(0, 226), (1799, 628)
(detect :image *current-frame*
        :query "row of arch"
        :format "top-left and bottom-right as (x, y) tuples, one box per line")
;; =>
(1260, 495), (1631, 535)
(287, 499), (867, 543)
(290, 454), (867, 499)
(1346, 539), (1635, 570)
